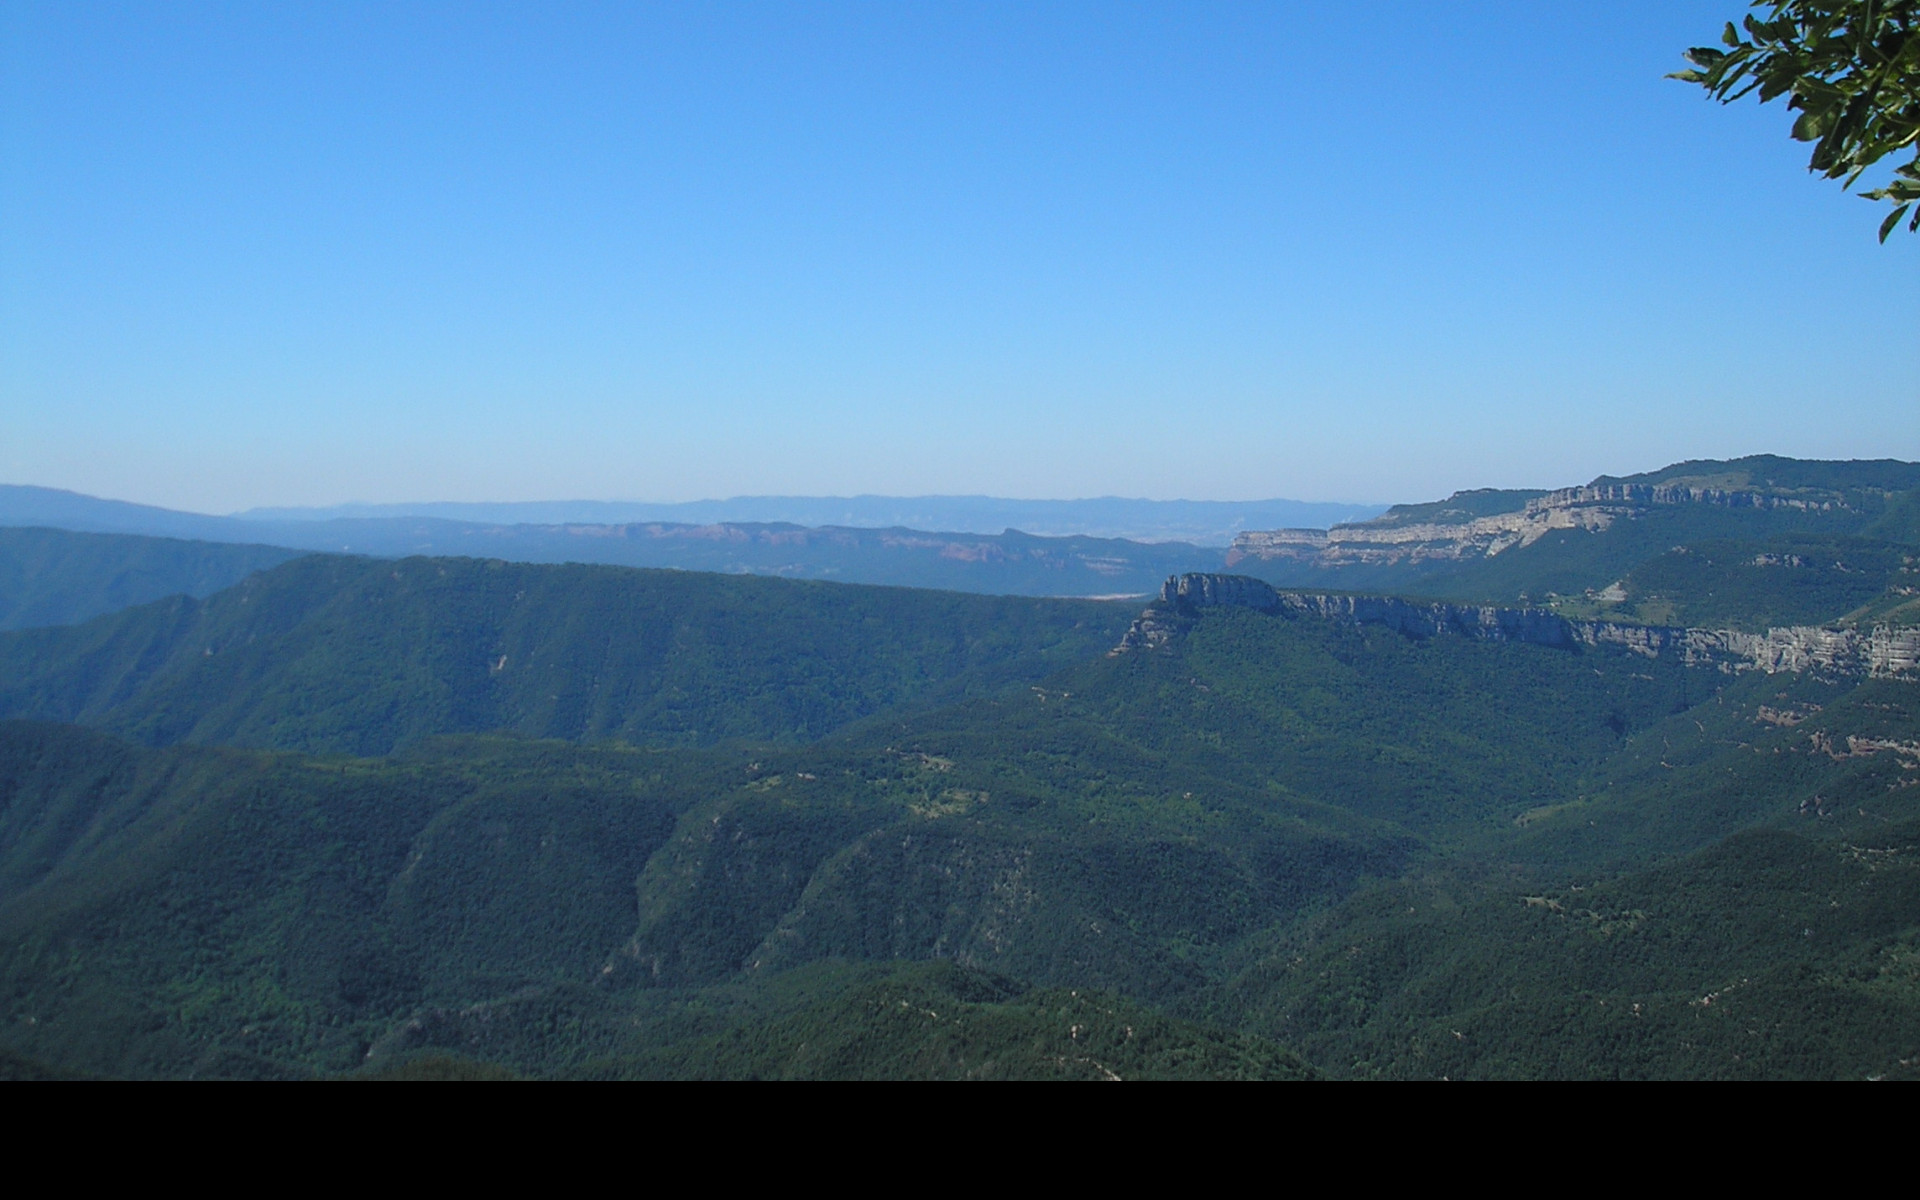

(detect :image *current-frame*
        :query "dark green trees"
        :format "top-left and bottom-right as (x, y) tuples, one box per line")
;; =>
(1675, 1), (1920, 239)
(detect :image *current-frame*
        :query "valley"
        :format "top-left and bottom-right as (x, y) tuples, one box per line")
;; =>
(1, 455), (1917, 1079)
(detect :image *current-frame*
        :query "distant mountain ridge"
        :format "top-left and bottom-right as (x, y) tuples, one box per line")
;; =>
(0, 486), (1230, 597)
(7, 454), (1918, 611)
(235, 494), (1386, 545)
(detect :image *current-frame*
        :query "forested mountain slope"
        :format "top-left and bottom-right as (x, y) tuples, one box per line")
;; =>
(0, 555), (1132, 755)
(0, 720), (1329, 1079)
(0, 527), (300, 631)
(1596, 455), (1920, 494)
(1227, 819), (1920, 1080)
(1549, 536), (1920, 630)
(4, 460), (1920, 1079)
(6, 562), (1913, 1079)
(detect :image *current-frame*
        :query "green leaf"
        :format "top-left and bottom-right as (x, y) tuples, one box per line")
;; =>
(1878, 201), (1913, 241)
(1676, 0), (1920, 241)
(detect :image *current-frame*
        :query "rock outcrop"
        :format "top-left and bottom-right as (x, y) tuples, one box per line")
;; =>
(1114, 573), (1920, 678)
(1543, 483), (1843, 511)
(1227, 482), (1853, 569)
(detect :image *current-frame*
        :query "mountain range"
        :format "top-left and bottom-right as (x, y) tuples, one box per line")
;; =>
(236, 494), (1385, 545)
(0, 454), (1916, 1079)
(10, 456), (1917, 604)
(0, 485), (1238, 598)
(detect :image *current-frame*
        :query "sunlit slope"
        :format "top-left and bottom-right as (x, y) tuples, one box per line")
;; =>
(0, 527), (301, 631)
(1246, 498), (1888, 601)
(0, 722), (1322, 1079)
(0, 555), (1133, 755)
(0, 604), (1684, 1077)
(1418, 503), (1890, 604)
(1596, 456), (1920, 495)
(354, 960), (1317, 1081)
(0, 725), (696, 1077)
(1549, 537), (1920, 630)
(4, 582), (1918, 1078)
(596, 960), (1317, 1080)
(1228, 819), (1920, 1080)
(1242, 457), (1920, 608)
(1216, 667), (1920, 1079)
(609, 606), (1701, 994)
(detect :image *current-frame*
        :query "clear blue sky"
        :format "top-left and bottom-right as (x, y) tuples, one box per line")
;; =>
(2, 2), (1914, 512)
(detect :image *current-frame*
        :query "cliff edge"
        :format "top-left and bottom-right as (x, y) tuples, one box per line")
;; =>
(1115, 573), (1920, 678)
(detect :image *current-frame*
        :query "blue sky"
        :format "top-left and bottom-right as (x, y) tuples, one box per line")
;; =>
(2, 2), (1915, 512)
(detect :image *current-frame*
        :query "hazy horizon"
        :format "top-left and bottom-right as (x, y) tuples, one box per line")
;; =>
(4, 5), (1914, 513)
(0, 481), (1387, 547)
(233, 492), (1389, 515)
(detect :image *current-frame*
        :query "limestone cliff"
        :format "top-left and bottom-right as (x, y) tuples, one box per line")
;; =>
(1115, 573), (1920, 678)
(1228, 480), (1860, 569)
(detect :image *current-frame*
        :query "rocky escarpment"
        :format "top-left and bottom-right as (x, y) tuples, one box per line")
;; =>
(1227, 482), (1856, 569)
(1116, 573), (1572, 650)
(1540, 483), (1845, 512)
(1114, 574), (1920, 678)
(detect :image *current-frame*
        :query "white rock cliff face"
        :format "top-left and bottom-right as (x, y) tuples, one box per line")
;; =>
(1115, 574), (1920, 679)
(1227, 485), (1850, 568)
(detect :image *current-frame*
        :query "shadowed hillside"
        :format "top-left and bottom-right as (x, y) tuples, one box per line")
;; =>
(0, 527), (300, 631)
(2, 464), (1918, 1079)
(5, 568), (1913, 1079)
(0, 555), (1133, 755)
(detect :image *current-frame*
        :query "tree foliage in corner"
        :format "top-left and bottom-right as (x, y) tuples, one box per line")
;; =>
(1674, 1), (1920, 239)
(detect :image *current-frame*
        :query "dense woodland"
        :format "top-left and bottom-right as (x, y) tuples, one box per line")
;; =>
(0, 457), (1917, 1079)
(0, 527), (299, 632)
